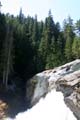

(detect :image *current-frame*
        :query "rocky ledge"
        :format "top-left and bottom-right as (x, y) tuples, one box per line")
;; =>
(56, 66), (80, 119)
(26, 59), (80, 119)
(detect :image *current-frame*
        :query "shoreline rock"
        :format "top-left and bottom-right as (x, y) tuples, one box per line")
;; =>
(26, 59), (80, 119)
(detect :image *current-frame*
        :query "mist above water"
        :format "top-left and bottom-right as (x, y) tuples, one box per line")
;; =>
(7, 89), (76, 120)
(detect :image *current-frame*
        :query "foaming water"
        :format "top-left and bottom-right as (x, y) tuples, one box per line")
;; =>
(7, 90), (76, 120)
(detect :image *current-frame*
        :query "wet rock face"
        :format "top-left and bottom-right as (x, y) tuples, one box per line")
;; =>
(26, 73), (49, 106)
(31, 75), (48, 105)
(56, 61), (80, 120)
(64, 91), (80, 120)
(26, 76), (38, 106)
(26, 59), (80, 119)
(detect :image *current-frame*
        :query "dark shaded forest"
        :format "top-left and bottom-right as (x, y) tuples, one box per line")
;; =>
(0, 9), (80, 88)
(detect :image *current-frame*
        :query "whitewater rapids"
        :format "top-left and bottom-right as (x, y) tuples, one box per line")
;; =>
(7, 89), (76, 120)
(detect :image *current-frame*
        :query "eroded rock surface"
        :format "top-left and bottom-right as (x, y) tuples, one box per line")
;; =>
(26, 59), (80, 119)
(56, 68), (80, 120)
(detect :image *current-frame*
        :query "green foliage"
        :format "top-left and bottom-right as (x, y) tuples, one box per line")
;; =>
(75, 19), (80, 36)
(0, 13), (6, 77)
(64, 16), (75, 61)
(0, 10), (80, 86)
(72, 37), (80, 58)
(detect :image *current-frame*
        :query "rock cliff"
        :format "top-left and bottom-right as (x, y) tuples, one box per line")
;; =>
(26, 59), (80, 119)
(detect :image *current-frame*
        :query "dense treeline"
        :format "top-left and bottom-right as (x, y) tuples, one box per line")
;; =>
(0, 10), (80, 87)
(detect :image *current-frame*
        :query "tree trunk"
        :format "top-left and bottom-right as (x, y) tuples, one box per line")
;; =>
(2, 24), (13, 88)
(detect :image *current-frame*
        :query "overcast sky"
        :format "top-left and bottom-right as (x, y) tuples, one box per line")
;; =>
(1, 0), (80, 24)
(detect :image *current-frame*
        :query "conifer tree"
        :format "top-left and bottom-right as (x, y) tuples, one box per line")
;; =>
(72, 36), (80, 58)
(64, 17), (75, 61)
(2, 23), (14, 88)
(75, 19), (80, 36)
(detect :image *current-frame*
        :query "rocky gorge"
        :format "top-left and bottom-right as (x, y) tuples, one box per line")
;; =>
(26, 59), (80, 120)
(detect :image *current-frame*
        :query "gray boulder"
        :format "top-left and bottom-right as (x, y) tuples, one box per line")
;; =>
(26, 59), (80, 119)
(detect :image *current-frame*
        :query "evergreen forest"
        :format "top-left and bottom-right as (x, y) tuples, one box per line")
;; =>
(0, 9), (80, 88)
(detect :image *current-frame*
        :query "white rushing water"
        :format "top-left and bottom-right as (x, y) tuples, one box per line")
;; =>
(7, 89), (77, 120)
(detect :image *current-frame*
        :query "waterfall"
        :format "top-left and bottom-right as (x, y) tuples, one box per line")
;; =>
(6, 89), (76, 120)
